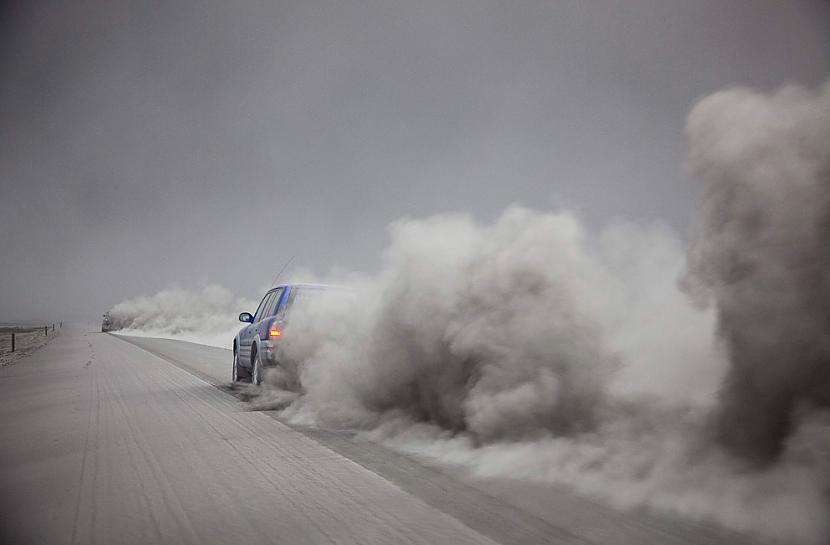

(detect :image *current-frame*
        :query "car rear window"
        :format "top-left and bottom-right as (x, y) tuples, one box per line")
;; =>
(263, 287), (284, 317)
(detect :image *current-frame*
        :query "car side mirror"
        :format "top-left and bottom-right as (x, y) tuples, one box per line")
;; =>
(239, 312), (254, 323)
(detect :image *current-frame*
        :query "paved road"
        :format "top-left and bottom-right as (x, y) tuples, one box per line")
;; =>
(0, 328), (762, 545)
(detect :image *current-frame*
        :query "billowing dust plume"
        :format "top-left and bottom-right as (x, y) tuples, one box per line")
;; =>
(277, 208), (718, 437)
(683, 81), (830, 463)
(107, 285), (254, 348)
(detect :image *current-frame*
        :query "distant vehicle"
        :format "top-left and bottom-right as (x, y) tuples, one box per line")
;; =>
(101, 313), (113, 333)
(233, 283), (347, 385)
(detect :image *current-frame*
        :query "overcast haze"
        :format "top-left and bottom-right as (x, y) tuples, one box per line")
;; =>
(1, 0), (828, 322)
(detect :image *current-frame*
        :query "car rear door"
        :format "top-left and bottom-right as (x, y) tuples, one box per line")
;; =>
(240, 291), (272, 361)
(254, 288), (283, 341)
(253, 289), (285, 348)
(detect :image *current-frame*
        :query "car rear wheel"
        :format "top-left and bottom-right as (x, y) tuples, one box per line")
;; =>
(232, 351), (241, 382)
(252, 351), (263, 386)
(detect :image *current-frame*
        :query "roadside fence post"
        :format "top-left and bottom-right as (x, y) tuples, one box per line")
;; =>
(44, 325), (48, 336)
(11, 333), (15, 353)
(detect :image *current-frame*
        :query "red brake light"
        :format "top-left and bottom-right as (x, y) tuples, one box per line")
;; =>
(268, 327), (282, 338)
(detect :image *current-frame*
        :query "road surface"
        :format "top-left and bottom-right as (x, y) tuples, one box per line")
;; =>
(0, 327), (762, 545)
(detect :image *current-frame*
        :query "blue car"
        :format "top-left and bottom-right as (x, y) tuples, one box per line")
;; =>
(233, 283), (335, 385)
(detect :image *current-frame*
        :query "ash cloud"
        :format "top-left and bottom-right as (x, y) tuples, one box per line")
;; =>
(277, 208), (717, 438)
(683, 81), (830, 462)
(282, 210), (613, 436)
(108, 285), (254, 348)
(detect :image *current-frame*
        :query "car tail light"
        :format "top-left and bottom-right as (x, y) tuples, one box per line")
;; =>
(268, 325), (283, 338)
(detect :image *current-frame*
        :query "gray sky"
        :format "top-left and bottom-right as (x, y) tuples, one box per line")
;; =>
(1, 0), (828, 321)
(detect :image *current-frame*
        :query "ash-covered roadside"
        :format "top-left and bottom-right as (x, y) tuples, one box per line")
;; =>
(0, 324), (61, 366)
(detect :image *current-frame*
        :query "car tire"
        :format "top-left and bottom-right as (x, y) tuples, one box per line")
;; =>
(232, 351), (241, 382)
(252, 351), (262, 386)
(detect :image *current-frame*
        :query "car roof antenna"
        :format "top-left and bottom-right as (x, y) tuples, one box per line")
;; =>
(270, 255), (295, 287)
